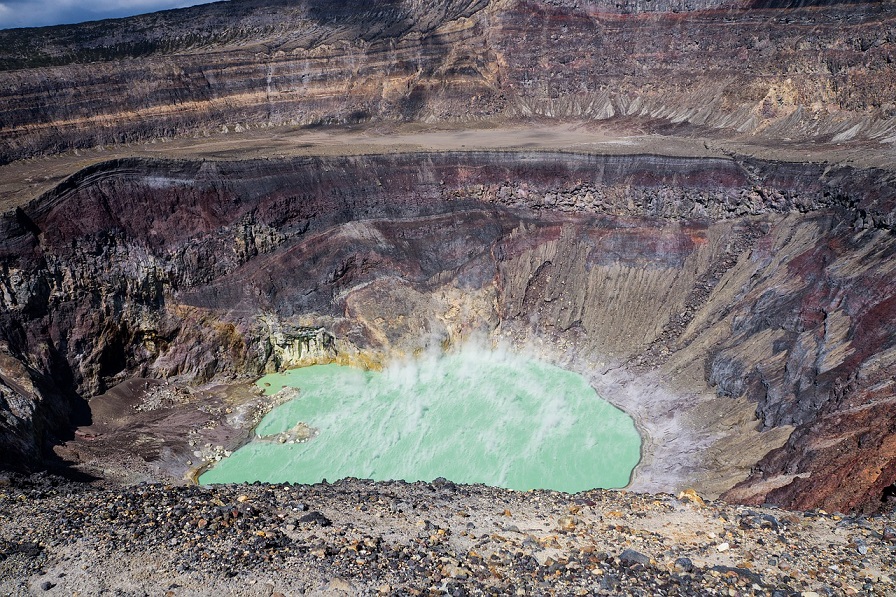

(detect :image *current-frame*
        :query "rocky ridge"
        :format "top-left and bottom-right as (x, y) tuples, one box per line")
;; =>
(1, 473), (895, 596)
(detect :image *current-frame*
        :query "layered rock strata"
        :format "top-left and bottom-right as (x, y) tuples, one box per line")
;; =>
(1, 0), (894, 163)
(1, 151), (895, 511)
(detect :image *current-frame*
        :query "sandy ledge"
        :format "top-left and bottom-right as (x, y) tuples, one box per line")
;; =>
(2, 120), (893, 212)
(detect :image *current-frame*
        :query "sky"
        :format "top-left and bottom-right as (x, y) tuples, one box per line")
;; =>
(0, 0), (224, 29)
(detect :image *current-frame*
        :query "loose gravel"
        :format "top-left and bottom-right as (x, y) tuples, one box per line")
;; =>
(1, 473), (895, 596)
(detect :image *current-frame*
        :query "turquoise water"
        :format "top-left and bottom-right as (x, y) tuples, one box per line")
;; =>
(200, 349), (641, 492)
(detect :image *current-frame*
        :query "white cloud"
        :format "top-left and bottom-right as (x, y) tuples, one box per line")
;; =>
(0, 0), (222, 29)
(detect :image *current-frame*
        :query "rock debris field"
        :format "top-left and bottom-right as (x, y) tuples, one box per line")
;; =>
(1, 474), (895, 596)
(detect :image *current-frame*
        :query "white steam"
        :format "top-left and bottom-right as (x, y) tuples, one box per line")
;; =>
(201, 341), (641, 492)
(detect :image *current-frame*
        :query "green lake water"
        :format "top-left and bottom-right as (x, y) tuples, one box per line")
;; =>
(200, 349), (641, 492)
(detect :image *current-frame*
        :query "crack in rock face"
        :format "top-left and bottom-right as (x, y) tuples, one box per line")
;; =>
(2, 151), (895, 512)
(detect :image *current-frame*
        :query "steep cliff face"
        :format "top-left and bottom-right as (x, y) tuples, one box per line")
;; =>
(2, 152), (895, 511)
(1, 0), (894, 163)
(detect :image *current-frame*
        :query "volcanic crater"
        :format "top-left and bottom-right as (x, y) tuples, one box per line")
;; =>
(3, 0), (896, 592)
(0, 146), (893, 515)
(0, 0), (896, 588)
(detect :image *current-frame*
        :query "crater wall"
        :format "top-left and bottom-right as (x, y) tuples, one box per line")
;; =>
(2, 151), (895, 511)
